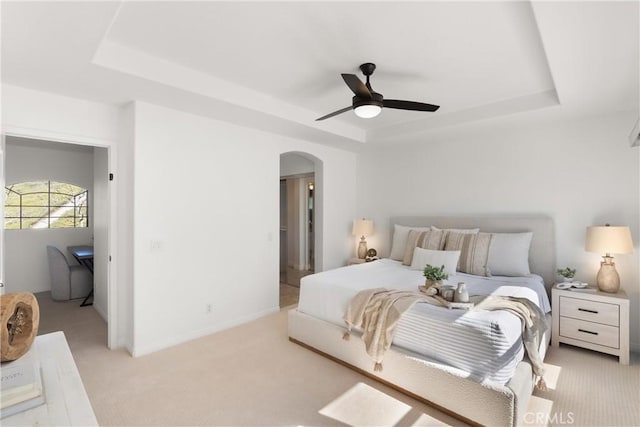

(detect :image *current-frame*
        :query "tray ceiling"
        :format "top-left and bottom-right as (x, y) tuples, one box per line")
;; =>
(2, 1), (637, 148)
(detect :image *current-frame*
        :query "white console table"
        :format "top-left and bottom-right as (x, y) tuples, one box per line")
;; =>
(2, 331), (98, 426)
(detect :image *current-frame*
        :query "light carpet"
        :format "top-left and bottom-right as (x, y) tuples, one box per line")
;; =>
(35, 292), (639, 426)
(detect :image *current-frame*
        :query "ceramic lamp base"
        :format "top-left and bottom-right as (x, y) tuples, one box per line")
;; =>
(596, 256), (620, 293)
(357, 237), (368, 259)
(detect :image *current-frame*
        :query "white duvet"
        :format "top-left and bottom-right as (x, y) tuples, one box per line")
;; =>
(297, 258), (551, 384)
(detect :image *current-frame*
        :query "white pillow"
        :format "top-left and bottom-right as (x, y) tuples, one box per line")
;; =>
(389, 224), (431, 261)
(487, 232), (533, 276)
(410, 247), (461, 276)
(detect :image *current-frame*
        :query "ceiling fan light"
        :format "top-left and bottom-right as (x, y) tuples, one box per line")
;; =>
(354, 104), (382, 119)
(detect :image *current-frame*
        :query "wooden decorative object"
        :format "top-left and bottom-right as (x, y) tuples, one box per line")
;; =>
(1, 292), (40, 362)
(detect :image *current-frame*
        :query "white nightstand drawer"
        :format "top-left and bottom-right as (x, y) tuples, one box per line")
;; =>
(559, 316), (619, 348)
(559, 296), (619, 326)
(552, 287), (629, 364)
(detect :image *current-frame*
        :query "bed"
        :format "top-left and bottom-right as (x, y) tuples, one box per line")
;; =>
(288, 216), (555, 427)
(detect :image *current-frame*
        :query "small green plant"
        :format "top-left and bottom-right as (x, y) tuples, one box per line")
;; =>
(423, 264), (449, 281)
(557, 267), (576, 279)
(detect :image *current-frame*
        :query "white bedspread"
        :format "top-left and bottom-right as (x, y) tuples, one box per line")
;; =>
(297, 258), (551, 384)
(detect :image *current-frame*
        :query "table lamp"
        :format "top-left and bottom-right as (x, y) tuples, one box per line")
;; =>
(585, 224), (633, 293)
(353, 219), (374, 259)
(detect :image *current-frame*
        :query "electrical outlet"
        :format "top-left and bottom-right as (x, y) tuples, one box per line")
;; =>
(206, 304), (212, 314)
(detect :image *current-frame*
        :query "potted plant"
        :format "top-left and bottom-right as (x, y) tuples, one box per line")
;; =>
(423, 264), (449, 287)
(557, 267), (576, 282)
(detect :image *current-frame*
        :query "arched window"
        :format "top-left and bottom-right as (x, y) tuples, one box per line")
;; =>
(4, 181), (88, 229)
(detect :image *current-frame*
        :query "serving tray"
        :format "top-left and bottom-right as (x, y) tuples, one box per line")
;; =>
(432, 295), (474, 310)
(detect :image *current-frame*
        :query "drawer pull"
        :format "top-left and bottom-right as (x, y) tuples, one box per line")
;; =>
(578, 308), (598, 314)
(578, 328), (598, 335)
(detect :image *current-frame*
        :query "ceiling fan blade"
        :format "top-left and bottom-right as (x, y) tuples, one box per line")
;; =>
(316, 106), (353, 121)
(341, 74), (371, 99)
(383, 99), (440, 112)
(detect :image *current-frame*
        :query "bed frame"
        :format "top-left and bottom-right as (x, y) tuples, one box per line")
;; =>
(288, 215), (555, 427)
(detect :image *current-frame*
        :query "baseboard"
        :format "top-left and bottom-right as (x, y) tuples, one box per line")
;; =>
(131, 306), (280, 357)
(124, 342), (134, 356)
(93, 301), (108, 323)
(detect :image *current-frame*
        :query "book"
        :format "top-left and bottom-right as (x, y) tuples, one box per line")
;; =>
(0, 362), (45, 419)
(1, 362), (42, 407)
(0, 393), (45, 419)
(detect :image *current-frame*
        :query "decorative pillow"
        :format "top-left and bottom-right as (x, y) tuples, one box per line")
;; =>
(445, 231), (493, 276)
(389, 224), (431, 261)
(430, 226), (480, 249)
(487, 232), (533, 276)
(402, 229), (446, 266)
(410, 247), (461, 276)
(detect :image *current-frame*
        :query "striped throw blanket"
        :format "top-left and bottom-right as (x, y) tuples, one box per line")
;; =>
(343, 288), (549, 389)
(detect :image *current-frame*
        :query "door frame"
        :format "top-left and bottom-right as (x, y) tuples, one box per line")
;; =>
(2, 127), (118, 349)
(280, 172), (314, 273)
(279, 151), (323, 273)
(0, 134), (5, 295)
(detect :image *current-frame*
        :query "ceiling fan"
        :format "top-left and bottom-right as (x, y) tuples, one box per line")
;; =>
(316, 62), (440, 121)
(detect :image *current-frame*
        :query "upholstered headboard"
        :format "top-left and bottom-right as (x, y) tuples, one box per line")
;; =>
(389, 215), (556, 289)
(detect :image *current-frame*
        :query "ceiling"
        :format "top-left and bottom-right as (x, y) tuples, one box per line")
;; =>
(2, 1), (638, 148)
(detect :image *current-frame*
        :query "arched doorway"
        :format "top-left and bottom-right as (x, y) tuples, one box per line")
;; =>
(279, 151), (323, 307)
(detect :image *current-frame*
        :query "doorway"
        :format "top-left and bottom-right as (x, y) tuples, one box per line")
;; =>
(279, 152), (320, 307)
(2, 135), (111, 347)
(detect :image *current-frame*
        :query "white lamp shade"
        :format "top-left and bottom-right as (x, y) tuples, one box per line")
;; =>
(585, 226), (634, 254)
(352, 219), (374, 237)
(354, 105), (382, 119)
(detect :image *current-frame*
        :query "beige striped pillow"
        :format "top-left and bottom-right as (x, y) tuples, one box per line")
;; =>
(402, 229), (446, 266)
(444, 231), (493, 276)
(431, 226), (480, 249)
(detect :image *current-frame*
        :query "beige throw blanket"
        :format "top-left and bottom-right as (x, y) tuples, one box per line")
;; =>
(343, 288), (549, 389)
(343, 288), (441, 371)
(471, 294), (550, 390)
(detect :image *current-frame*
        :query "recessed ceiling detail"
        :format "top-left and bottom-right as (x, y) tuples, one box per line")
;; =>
(2, 1), (637, 148)
(95, 1), (558, 144)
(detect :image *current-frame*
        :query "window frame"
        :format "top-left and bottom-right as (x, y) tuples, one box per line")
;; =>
(4, 180), (89, 230)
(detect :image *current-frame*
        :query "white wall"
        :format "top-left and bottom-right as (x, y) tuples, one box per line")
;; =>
(357, 112), (640, 350)
(117, 103), (135, 352)
(1, 85), (357, 356)
(280, 153), (314, 176)
(2, 85), (120, 145)
(131, 101), (356, 355)
(4, 137), (94, 294)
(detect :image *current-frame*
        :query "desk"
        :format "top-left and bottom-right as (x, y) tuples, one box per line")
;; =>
(68, 245), (94, 306)
(1, 332), (98, 426)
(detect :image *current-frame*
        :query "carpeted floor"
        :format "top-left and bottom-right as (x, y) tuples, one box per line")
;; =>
(35, 292), (639, 426)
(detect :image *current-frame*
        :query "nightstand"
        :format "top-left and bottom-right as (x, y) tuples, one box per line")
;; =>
(348, 257), (366, 265)
(552, 286), (629, 364)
